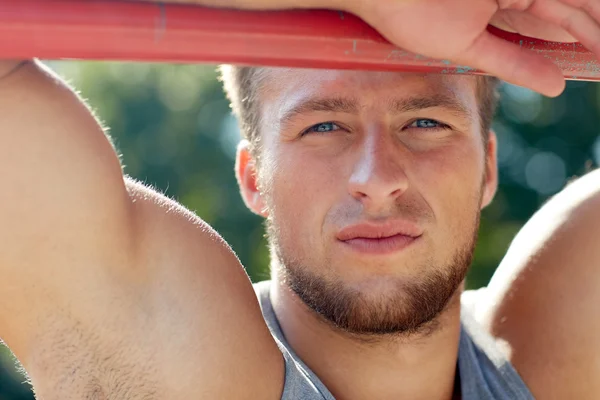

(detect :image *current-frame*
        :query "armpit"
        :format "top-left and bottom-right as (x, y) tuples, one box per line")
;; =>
(25, 312), (160, 400)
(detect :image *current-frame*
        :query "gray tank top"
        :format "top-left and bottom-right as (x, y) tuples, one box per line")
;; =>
(253, 280), (534, 400)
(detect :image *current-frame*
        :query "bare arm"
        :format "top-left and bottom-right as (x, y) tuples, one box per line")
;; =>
(476, 169), (600, 399)
(0, 59), (133, 351)
(0, 60), (283, 399)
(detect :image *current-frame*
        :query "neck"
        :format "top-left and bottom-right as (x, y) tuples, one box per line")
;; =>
(270, 275), (464, 400)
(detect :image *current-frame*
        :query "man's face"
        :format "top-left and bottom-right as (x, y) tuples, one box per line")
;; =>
(238, 68), (497, 336)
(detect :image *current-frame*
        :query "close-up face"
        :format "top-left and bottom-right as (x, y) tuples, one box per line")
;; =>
(237, 68), (498, 336)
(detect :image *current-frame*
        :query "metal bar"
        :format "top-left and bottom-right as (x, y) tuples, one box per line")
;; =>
(0, 0), (599, 80)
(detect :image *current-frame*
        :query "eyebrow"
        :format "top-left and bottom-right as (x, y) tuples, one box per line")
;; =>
(279, 93), (472, 126)
(280, 97), (360, 126)
(388, 94), (472, 117)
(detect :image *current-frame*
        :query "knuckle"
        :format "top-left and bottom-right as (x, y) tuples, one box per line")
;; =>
(581, 0), (598, 15)
(559, 13), (577, 32)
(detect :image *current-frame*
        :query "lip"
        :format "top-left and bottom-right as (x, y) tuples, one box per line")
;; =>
(336, 220), (423, 255)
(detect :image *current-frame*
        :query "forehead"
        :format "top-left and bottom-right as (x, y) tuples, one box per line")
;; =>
(259, 68), (479, 121)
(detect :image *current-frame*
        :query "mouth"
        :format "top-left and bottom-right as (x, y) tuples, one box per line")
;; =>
(336, 221), (423, 255)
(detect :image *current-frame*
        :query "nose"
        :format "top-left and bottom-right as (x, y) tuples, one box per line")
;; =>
(347, 131), (409, 208)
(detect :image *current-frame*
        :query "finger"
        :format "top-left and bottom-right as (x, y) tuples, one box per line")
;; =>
(454, 30), (565, 96)
(529, 0), (600, 55)
(491, 10), (577, 42)
(559, 0), (600, 24)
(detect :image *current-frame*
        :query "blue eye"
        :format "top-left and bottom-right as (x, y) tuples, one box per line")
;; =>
(303, 122), (340, 135)
(407, 119), (448, 129)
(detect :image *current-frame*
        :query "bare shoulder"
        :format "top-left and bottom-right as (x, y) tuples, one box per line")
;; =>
(475, 169), (600, 399)
(25, 179), (284, 399)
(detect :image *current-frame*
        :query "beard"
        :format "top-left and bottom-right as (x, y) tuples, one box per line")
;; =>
(266, 212), (480, 339)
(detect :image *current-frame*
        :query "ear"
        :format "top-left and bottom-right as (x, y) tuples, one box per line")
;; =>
(481, 130), (499, 209)
(235, 140), (268, 218)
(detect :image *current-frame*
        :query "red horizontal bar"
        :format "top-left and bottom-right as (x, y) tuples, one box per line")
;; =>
(0, 0), (599, 80)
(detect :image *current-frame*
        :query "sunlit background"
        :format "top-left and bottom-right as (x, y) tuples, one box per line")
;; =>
(0, 60), (598, 398)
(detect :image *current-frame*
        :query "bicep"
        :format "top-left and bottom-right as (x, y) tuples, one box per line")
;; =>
(128, 195), (285, 398)
(156, 241), (285, 399)
(478, 169), (600, 399)
(0, 60), (135, 356)
(0, 60), (284, 399)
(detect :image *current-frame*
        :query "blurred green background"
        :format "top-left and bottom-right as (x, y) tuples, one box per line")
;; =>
(0, 61), (598, 398)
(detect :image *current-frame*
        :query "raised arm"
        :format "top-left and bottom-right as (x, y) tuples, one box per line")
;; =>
(0, 59), (133, 351)
(0, 59), (284, 398)
(476, 169), (600, 399)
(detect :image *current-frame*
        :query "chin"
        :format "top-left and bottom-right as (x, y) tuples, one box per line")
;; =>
(271, 221), (477, 336)
(349, 273), (415, 291)
(281, 258), (467, 337)
(330, 252), (434, 283)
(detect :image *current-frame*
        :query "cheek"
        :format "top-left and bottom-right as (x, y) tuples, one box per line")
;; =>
(414, 140), (485, 232)
(267, 147), (345, 245)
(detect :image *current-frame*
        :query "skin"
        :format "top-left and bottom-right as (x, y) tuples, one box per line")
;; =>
(477, 169), (600, 399)
(0, 60), (283, 400)
(235, 69), (497, 400)
(0, 0), (599, 399)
